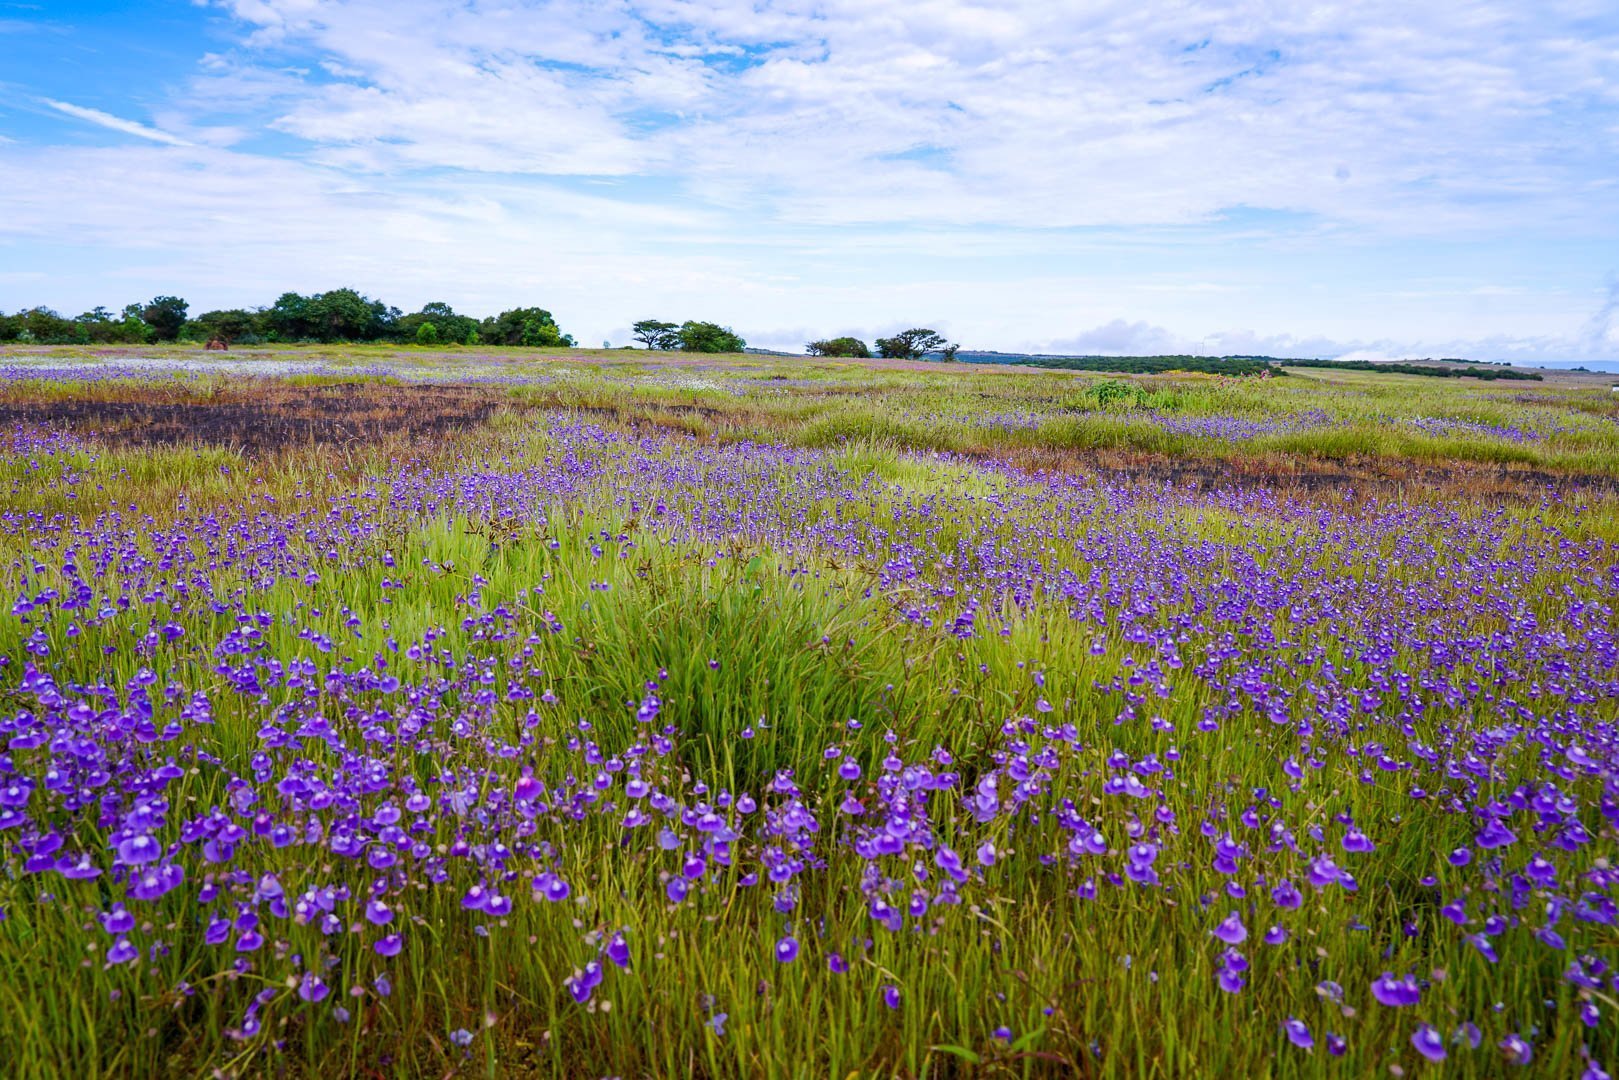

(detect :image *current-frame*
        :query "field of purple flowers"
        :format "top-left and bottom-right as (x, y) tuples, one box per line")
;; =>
(1, 351), (1617, 1077)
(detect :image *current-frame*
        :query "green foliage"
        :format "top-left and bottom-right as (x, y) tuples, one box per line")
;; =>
(806, 336), (870, 358)
(481, 306), (573, 347)
(264, 288), (396, 343)
(415, 321), (439, 346)
(189, 308), (262, 345)
(1004, 354), (1278, 376)
(676, 320), (746, 353)
(0, 307), (82, 344)
(633, 319), (680, 349)
(875, 328), (947, 360)
(398, 302), (479, 346)
(69, 306), (152, 344)
(1082, 378), (1144, 409)
(1281, 357), (1542, 380)
(140, 295), (189, 341)
(521, 318), (565, 347)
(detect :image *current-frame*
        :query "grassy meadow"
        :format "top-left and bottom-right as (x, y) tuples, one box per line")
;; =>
(0, 344), (1616, 1077)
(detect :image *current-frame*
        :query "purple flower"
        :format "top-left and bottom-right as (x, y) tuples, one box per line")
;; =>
(1411, 1024), (1446, 1062)
(1211, 911), (1246, 945)
(100, 906), (134, 935)
(1499, 1034), (1533, 1066)
(566, 960), (603, 1004)
(375, 934), (403, 957)
(606, 931), (631, 969)
(105, 938), (138, 966)
(115, 834), (162, 865)
(882, 984), (902, 1010)
(1283, 1018), (1313, 1050)
(534, 873), (571, 903)
(775, 936), (799, 963)
(1371, 972), (1421, 1007)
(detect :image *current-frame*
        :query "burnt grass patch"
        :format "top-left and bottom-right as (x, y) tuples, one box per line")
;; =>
(6, 379), (1616, 500)
(0, 382), (510, 455)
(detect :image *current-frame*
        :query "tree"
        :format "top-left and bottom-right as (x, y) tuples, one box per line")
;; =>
(874, 328), (947, 360)
(939, 343), (960, 362)
(416, 322), (439, 346)
(264, 289), (392, 342)
(266, 292), (314, 341)
(633, 319), (679, 349)
(480, 307), (573, 347)
(806, 336), (870, 358)
(74, 307), (125, 345)
(521, 318), (563, 347)
(7, 307), (80, 344)
(189, 309), (261, 345)
(676, 320), (746, 353)
(398, 301), (478, 346)
(308, 288), (392, 342)
(141, 295), (189, 341)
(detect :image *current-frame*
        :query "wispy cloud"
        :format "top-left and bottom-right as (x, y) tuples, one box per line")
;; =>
(0, 2), (1614, 360)
(41, 99), (194, 146)
(187, 0), (1619, 235)
(1584, 277), (1619, 354)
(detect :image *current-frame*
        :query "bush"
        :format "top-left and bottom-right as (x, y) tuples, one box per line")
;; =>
(875, 328), (946, 360)
(677, 321), (746, 353)
(807, 337), (870, 358)
(416, 322), (440, 346)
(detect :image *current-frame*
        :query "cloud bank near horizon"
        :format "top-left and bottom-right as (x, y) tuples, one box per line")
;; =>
(0, 0), (1616, 361)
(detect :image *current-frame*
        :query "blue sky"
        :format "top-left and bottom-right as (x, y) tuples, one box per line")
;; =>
(2, 0), (1617, 361)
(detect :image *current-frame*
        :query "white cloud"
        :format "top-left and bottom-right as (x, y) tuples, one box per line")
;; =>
(184, 0), (1619, 233)
(0, 1), (1615, 360)
(40, 99), (195, 146)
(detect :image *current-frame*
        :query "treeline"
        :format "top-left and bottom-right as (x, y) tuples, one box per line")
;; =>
(978, 353), (1544, 381)
(1278, 358), (1542, 381)
(995, 355), (1279, 376)
(0, 290), (575, 347)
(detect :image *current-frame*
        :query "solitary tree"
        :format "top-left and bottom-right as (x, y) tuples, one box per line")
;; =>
(676, 321), (746, 353)
(416, 322), (439, 346)
(141, 295), (189, 341)
(874, 328), (946, 360)
(633, 319), (679, 349)
(806, 337), (870, 358)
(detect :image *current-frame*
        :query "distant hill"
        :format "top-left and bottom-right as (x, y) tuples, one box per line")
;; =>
(940, 351), (1542, 380)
